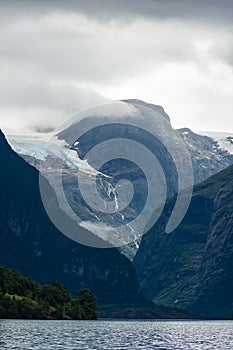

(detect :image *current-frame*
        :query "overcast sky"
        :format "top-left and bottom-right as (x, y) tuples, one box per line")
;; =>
(0, 0), (233, 133)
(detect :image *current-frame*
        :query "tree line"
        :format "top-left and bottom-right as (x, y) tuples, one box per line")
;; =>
(0, 265), (97, 320)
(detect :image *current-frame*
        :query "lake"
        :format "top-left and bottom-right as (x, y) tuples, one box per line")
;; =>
(0, 319), (232, 349)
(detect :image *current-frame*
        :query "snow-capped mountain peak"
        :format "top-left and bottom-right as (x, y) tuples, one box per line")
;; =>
(198, 131), (233, 155)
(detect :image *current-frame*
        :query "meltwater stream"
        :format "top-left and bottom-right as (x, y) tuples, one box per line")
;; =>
(0, 319), (233, 350)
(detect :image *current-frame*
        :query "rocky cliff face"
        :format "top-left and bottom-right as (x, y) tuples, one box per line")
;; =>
(134, 164), (233, 318)
(177, 127), (233, 184)
(6, 100), (233, 261)
(0, 130), (141, 304)
(9, 101), (233, 187)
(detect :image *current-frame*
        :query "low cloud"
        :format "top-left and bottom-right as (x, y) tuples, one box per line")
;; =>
(0, 74), (107, 132)
(0, 0), (233, 133)
(2, 1), (233, 24)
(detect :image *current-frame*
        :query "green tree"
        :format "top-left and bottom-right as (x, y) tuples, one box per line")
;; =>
(0, 295), (19, 318)
(66, 299), (82, 319)
(0, 265), (97, 320)
(40, 282), (71, 307)
(77, 289), (97, 320)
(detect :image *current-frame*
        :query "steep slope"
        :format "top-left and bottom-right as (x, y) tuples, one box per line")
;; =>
(6, 101), (233, 260)
(134, 164), (233, 319)
(199, 131), (233, 155)
(0, 130), (141, 305)
(7, 101), (233, 188)
(178, 128), (233, 184)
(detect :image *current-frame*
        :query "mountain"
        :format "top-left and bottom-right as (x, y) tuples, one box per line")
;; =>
(0, 130), (193, 319)
(199, 131), (233, 155)
(178, 128), (233, 184)
(122, 99), (171, 122)
(7, 101), (233, 188)
(0, 129), (141, 305)
(134, 163), (233, 319)
(6, 100), (233, 259)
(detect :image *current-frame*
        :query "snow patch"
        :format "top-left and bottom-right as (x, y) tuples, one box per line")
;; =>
(198, 131), (233, 155)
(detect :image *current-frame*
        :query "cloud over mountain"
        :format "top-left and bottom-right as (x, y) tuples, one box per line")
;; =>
(0, 0), (232, 133)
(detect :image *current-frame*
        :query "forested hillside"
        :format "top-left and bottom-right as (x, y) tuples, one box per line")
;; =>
(0, 265), (97, 320)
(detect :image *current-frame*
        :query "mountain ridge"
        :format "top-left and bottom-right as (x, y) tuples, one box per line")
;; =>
(0, 129), (142, 305)
(134, 162), (233, 318)
(5, 100), (233, 260)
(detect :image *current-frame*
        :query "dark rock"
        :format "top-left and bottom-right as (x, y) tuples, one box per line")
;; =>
(134, 164), (233, 319)
(0, 129), (141, 305)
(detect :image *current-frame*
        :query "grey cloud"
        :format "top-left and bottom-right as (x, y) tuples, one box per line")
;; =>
(210, 38), (233, 68)
(0, 0), (232, 133)
(0, 71), (108, 131)
(0, 11), (202, 86)
(0, 75), (106, 111)
(1, 0), (233, 24)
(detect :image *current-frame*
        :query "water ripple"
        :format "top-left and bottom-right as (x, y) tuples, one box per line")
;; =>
(0, 319), (233, 349)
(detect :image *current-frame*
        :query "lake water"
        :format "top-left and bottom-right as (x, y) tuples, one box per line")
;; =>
(0, 319), (232, 349)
